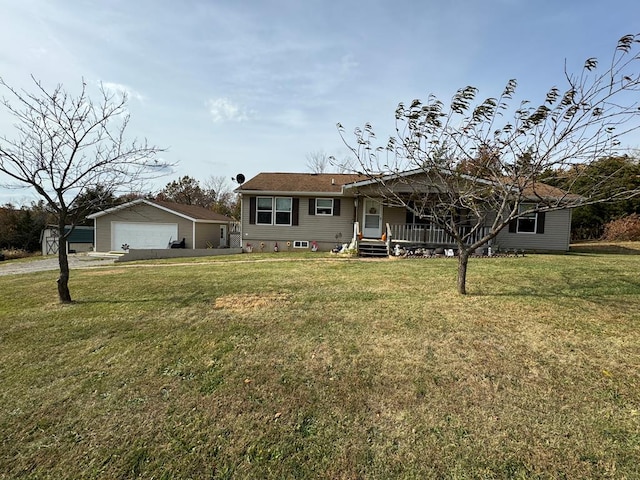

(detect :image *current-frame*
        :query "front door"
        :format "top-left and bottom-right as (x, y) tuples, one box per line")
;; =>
(362, 199), (382, 238)
(219, 225), (228, 247)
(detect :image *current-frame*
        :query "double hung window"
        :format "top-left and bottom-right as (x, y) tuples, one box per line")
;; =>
(315, 198), (334, 215)
(256, 197), (292, 226)
(275, 197), (292, 225)
(516, 204), (537, 233)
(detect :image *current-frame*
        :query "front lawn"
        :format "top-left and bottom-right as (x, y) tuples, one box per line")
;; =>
(1, 250), (639, 478)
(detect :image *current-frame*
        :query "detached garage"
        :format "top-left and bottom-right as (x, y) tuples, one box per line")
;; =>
(88, 199), (235, 252)
(112, 222), (178, 250)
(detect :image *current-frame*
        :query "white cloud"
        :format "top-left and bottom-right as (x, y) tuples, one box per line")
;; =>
(207, 97), (251, 123)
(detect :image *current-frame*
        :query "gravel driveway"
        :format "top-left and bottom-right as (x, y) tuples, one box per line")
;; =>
(0, 254), (116, 276)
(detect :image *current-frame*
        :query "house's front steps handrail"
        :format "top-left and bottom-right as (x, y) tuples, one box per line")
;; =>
(388, 224), (490, 246)
(353, 221), (360, 246)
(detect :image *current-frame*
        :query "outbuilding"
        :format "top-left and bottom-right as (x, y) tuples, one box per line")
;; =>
(41, 225), (95, 255)
(87, 199), (235, 252)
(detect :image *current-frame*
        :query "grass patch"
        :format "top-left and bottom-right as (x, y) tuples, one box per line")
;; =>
(570, 240), (640, 255)
(1, 250), (639, 478)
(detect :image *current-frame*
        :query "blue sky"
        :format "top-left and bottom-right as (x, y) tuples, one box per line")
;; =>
(1, 0), (639, 204)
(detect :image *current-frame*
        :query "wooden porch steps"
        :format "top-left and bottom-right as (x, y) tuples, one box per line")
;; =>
(358, 240), (388, 258)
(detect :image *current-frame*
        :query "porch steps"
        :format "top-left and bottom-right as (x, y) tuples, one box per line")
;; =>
(358, 240), (389, 258)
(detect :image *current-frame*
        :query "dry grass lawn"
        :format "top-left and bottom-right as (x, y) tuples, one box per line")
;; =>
(1, 246), (639, 479)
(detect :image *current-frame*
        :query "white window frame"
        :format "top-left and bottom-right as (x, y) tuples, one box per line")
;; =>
(293, 240), (309, 248)
(516, 204), (538, 234)
(256, 196), (293, 226)
(275, 197), (292, 226)
(315, 198), (334, 216)
(256, 197), (273, 225)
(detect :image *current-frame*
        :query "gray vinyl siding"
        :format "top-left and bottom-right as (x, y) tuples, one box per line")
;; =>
(241, 196), (356, 250)
(378, 206), (406, 225)
(495, 209), (572, 252)
(94, 203), (194, 251)
(194, 223), (225, 248)
(240, 192), (572, 252)
(93, 218), (109, 252)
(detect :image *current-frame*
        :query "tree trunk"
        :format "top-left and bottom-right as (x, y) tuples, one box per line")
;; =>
(57, 223), (72, 303)
(457, 248), (470, 295)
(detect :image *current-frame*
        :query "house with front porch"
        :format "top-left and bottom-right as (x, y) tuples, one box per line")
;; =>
(235, 172), (572, 256)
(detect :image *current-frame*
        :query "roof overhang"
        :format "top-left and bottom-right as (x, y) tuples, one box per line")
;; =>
(86, 199), (224, 223)
(236, 190), (348, 197)
(341, 168), (498, 190)
(86, 199), (147, 219)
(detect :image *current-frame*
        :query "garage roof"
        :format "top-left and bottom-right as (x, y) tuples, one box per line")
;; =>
(87, 199), (235, 223)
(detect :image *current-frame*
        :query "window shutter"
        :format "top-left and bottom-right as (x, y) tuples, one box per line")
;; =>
(292, 198), (299, 226)
(249, 197), (256, 225)
(536, 212), (545, 234)
(508, 219), (517, 233)
(308, 198), (315, 216)
(333, 199), (341, 216)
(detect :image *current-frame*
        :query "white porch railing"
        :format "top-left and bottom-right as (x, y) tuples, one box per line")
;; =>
(353, 221), (361, 245)
(388, 224), (490, 246)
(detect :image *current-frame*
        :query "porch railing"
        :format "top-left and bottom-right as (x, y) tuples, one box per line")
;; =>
(388, 224), (490, 246)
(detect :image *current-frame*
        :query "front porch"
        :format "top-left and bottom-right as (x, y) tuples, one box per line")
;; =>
(353, 222), (492, 257)
(387, 223), (491, 246)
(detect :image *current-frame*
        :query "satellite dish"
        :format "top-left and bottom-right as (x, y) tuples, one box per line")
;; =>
(235, 173), (245, 184)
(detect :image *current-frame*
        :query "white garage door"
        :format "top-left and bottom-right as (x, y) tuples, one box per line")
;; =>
(112, 222), (179, 250)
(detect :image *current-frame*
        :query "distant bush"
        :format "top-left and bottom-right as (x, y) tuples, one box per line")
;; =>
(601, 214), (640, 241)
(0, 249), (40, 260)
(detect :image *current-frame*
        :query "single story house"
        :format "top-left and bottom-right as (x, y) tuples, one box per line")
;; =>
(41, 225), (95, 255)
(87, 199), (236, 252)
(235, 172), (573, 255)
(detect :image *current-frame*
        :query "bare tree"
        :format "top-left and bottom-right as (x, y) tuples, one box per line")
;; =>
(0, 76), (170, 302)
(203, 175), (239, 218)
(306, 150), (330, 173)
(339, 34), (640, 294)
(328, 152), (359, 174)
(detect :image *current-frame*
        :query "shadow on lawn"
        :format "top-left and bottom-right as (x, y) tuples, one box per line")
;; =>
(569, 243), (640, 255)
(480, 273), (640, 301)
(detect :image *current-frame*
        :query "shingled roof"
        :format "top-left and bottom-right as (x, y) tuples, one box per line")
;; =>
(150, 200), (235, 221)
(237, 172), (368, 194)
(87, 199), (234, 222)
(237, 171), (577, 203)
(521, 182), (580, 201)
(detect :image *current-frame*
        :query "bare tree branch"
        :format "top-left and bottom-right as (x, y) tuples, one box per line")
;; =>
(305, 150), (330, 173)
(339, 34), (640, 294)
(0, 76), (172, 302)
